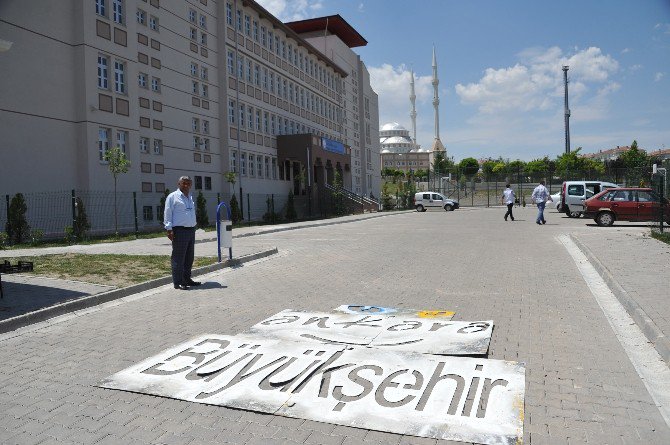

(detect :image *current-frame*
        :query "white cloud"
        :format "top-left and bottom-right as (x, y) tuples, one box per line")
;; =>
(629, 64), (642, 71)
(454, 46), (618, 114)
(358, 2), (365, 13)
(655, 72), (665, 82)
(255, 0), (323, 22)
(368, 63), (433, 126)
(621, 48), (631, 54)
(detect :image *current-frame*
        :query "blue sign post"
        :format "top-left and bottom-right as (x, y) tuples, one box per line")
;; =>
(216, 202), (233, 262)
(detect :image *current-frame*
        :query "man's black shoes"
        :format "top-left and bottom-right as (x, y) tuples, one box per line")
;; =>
(174, 284), (188, 290)
(185, 279), (202, 286)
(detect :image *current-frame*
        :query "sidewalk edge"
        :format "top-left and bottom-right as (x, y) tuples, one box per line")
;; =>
(570, 234), (670, 363)
(0, 247), (278, 334)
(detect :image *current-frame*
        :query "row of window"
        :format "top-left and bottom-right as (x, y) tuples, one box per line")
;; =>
(227, 100), (337, 141)
(383, 161), (427, 167)
(225, 3), (340, 92)
(230, 152), (278, 180)
(98, 55), (126, 94)
(140, 137), (163, 155)
(227, 51), (340, 123)
(191, 118), (210, 134)
(97, 0), (158, 30)
(138, 72), (161, 92)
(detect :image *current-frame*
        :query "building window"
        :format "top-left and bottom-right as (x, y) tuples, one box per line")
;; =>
(114, 60), (126, 94)
(194, 175), (203, 190)
(116, 130), (128, 153)
(226, 2), (233, 25)
(153, 139), (162, 155)
(200, 32), (207, 45)
(155, 182), (165, 192)
(231, 151), (237, 173)
(204, 176), (211, 190)
(255, 109), (261, 131)
(203, 120), (209, 134)
(247, 107), (253, 129)
(143, 206), (154, 221)
(261, 26), (266, 46)
(253, 20), (259, 41)
(268, 31), (274, 51)
(140, 136), (149, 152)
(263, 112), (269, 133)
(188, 9), (196, 23)
(137, 9), (146, 25)
(190, 27), (197, 40)
(138, 72), (147, 88)
(239, 104), (245, 128)
(192, 118), (200, 132)
(228, 100), (235, 124)
(193, 136), (200, 150)
(149, 15), (158, 31)
(190, 62), (198, 76)
(249, 154), (255, 177)
(142, 182), (153, 192)
(97, 55), (109, 89)
(112, 0), (123, 24)
(98, 127), (110, 161)
(236, 9), (242, 31)
(203, 138), (210, 151)
(270, 115), (275, 135)
(192, 81), (199, 95)
(257, 157), (263, 177)
(201, 67), (208, 80)
(244, 15), (250, 36)
(227, 50), (234, 74)
(241, 152), (246, 176)
(201, 84), (208, 98)
(199, 14), (206, 29)
(151, 77), (160, 92)
(96, 0), (106, 16)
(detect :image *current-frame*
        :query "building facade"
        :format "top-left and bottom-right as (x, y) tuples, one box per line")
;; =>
(0, 0), (380, 226)
(379, 122), (430, 175)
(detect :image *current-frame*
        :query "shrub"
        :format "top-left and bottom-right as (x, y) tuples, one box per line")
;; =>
(5, 193), (30, 244)
(0, 232), (8, 249)
(262, 196), (281, 223)
(64, 226), (75, 244)
(286, 190), (297, 222)
(196, 191), (209, 227)
(73, 197), (91, 240)
(229, 194), (243, 224)
(30, 229), (44, 246)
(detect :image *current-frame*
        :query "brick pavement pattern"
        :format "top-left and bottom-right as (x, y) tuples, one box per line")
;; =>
(0, 207), (668, 444)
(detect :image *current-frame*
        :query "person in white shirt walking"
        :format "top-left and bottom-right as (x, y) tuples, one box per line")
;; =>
(530, 180), (553, 225)
(501, 184), (516, 221)
(164, 176), (201, 290)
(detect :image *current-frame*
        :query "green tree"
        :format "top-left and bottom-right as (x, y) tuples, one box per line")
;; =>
(381, 183), (394, 210)
(458, 157), (480, 194)
(285, 190), (297, 221)
(159, 188), (170, 224)
(332, 169), (346, 215)
(414, 169), (428, 181)
(481, 159), (497, 180)
(195, 191), (209, 227)
(73, 196), (91, 240)
(5, 193), (30, 244)
(103, 146), (131, 235)
(619, 140), (649, 186)
(525, 157), (551, 182)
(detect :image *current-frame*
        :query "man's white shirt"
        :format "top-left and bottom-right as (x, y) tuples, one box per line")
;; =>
(164, 190), (196, 230)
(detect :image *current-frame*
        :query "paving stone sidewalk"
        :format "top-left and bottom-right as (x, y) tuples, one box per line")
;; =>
(572, 229), (670, 363)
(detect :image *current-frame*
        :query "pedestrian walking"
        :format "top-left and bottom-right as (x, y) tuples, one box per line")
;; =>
(531, 180), (552, 225)
(502, 184), (515, 221)
(164, 176), (201, 290)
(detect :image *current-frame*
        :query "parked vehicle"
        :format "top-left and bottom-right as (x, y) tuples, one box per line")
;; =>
(584, 187), (670, 226)
(560, 181), (618, 218)
(414, 192), (459, 212)
(548, 192), (562, 211)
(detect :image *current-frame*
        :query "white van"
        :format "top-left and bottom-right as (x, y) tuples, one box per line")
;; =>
(560, 181), (618, 217)
(414, 192), (459, 212)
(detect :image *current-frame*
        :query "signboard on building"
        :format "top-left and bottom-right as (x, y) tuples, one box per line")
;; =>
(322, 137), (346, 155)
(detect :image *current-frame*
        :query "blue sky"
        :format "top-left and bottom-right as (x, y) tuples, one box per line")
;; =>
(257, 0), (670, 162)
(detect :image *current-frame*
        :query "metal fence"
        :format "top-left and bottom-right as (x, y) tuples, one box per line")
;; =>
(0, 186), (380, 242)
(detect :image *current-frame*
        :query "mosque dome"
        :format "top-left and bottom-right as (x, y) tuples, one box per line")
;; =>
(380, 122), (407, 132)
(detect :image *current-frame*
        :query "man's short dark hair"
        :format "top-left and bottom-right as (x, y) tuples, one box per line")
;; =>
(506, 183), (511, 188)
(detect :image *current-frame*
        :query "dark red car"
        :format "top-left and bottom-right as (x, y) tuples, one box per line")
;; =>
(584, 188), (670, 226)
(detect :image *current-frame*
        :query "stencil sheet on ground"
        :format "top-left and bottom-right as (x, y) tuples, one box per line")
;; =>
(99, 333), (525, 445)
(244, 309), (492, 356)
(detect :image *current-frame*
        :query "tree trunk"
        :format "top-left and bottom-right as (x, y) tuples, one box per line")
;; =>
(114, 176), (118, 235)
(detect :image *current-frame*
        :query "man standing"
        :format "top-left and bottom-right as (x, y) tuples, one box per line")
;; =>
(531, 180), (552, 225)
(501, 184), (515, 221)
(164, 176), (201, 290)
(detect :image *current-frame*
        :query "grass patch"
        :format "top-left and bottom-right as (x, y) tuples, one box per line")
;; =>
(4, 254), (218, 288)
(651, 229), (670, 245)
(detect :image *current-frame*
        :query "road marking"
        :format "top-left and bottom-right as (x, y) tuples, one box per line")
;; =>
(559, 234), (670, 426)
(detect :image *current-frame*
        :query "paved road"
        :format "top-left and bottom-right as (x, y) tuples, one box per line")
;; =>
(0, 206), (668, 444)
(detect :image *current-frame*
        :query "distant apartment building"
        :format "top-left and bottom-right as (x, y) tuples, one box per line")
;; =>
(582, 145), (640, 162)
(0, 0), (380, 221)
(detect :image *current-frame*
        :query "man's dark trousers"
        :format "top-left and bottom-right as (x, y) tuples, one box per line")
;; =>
(171, 226), (195, 286)
(505, 203), (514, 220)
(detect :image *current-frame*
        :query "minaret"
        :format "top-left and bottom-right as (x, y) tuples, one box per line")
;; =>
(409, 69), (418, 146)
(431, 46), (446, 153)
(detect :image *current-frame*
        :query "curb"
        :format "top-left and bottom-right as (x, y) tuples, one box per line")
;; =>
(0, 247), (278, 334)
(570, 234), (670, 364)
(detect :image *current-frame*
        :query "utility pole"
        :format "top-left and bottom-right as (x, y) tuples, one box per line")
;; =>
(563, 66), (571, 154)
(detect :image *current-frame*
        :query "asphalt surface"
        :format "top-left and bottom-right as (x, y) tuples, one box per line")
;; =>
(0, 207), (668, 444)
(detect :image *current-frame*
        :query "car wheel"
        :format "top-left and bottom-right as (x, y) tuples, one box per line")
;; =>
(416, 205), (424, 212)
(596, 212), (615, 227)
(570, 210), (581, 218)
(444, 204), (453, 211)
